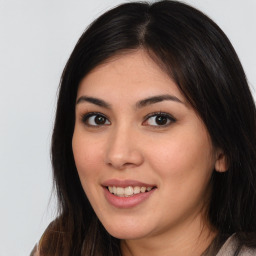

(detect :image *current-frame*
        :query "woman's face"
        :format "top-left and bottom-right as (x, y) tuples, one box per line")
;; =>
(72, 50), (222, 241)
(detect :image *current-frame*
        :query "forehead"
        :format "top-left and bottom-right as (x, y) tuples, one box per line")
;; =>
(77, 50), (186, 104)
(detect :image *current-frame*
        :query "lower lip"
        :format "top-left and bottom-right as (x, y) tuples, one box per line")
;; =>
(103, 187), (156, 208)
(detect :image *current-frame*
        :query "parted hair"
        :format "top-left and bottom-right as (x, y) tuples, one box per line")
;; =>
(40, 1), (256, 255)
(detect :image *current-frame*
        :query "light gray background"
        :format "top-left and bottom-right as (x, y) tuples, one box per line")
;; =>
(0, 0), (255, 255)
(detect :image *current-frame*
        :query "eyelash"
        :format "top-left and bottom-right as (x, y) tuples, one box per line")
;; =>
(81, 112), (110, 127)
(80, 111), (176, 128)
(143, 112), (176, 127)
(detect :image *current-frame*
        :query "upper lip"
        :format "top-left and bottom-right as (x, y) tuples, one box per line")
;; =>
(102, 179), (156, 188)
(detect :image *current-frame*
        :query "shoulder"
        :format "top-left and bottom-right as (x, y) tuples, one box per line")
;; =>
(30, 243), (39, 256)
(217, 233), (256, 256)
(30, 219), (66, 256)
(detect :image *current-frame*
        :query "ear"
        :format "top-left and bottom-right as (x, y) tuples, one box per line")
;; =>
(215, 149), (228, 173)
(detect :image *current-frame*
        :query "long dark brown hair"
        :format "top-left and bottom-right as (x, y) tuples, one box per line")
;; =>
(39, 1), (256, 255)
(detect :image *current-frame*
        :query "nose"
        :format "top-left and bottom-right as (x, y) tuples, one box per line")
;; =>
(104, 126), (144, 170)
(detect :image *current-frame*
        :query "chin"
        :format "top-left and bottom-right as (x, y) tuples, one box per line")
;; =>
(107, 229), (147, 240)
(101, 220), (151, 240)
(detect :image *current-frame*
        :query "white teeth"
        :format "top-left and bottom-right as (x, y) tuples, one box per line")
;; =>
(140, 187), (146, 193)
(116, 187), (124, 196)
(134, 186), (141, 194)
(124, 186), (133, 196)
(107, 185), (154, 197)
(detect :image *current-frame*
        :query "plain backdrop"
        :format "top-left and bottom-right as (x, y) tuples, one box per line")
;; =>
(0, 0), (255, 255)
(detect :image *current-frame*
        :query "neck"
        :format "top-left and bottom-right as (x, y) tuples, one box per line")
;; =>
(121, 215), (217, 256)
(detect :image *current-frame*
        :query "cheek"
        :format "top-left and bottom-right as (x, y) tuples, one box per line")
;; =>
(145, 128), (215, 189)
(146, 135), (215, 222)
(72, 131), (103, 182)
(72, 132), (105, 212)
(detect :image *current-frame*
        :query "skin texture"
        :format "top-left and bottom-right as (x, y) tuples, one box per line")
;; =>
(72, 50), (226, 256)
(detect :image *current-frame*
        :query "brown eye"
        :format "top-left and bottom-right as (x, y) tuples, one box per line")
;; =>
(94, 115), (107, 125)
(82, 113), (110, 126)
(155, 115), (168, 125)
(143, 113), (176, 127)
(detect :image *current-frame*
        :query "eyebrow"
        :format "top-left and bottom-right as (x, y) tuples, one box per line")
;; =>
(76, 96), (111, 109)
(136, 94), (184, 108)
(76, 94), (184, 109)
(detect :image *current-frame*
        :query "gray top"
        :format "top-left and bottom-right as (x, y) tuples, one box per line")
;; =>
(216, 234), (256, 256)
(30, 233), (256, 256)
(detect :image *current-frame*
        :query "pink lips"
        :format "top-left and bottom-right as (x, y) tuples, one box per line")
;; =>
(102, 179), (156, 209)
(102, 179), (155, 188)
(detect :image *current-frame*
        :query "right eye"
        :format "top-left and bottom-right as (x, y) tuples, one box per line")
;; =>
(81, 113), (111, 127)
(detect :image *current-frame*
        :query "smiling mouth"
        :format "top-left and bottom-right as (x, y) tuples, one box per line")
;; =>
(107, 186), (156, 197)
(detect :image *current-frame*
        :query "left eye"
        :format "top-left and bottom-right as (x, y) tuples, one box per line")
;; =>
(82, 113), (110, 126)
(143, 113), (175, 126)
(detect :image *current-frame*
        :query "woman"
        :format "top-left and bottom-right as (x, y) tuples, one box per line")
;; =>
(31, 1), (256, 255)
